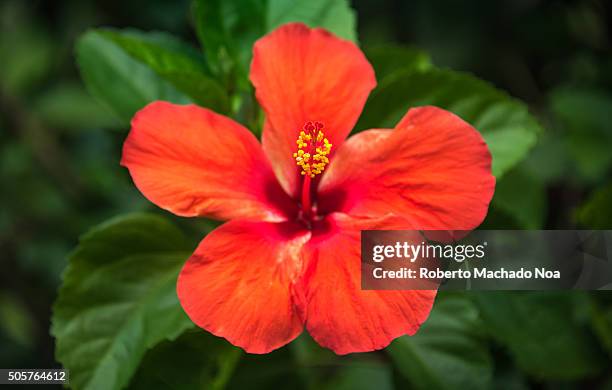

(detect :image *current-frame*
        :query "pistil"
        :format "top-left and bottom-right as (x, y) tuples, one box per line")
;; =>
(301, 175), (313, 217)
(293, 121), (332, 218)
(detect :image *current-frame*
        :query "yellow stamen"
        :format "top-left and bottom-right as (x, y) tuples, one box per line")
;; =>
(293, 122), (332, 177)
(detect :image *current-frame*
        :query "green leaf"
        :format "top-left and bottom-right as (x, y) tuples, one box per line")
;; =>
(51, 213), (194, 390)
(32, 82), (120, 130)
(99, 29), (229, 114)
(99, 29), (209, 74)
(577, 183), (612, 229)
(320, 363), (393, 390)
(267, 0), (357, 42)
(129, 329), (241, 390)
(193, 0), (266, 84)
(357, 68), (541, 177)
(364, 45), (432, 81)
(490, 164), (546, 229)
(521, 130), (571, 183)
(225, 347), (303, 389)
(550, 87), (612, 136)
(589, 296), (612, 357)
(290, 334), (393, 390)
(387, 295), (492, 390)
(76, 30), (193, 124)
(550, 86), (612, 183)
(473, 292), (607, 380)
(193, 0), (357, 90)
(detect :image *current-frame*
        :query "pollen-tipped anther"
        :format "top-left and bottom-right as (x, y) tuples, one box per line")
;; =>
(293, 122), (332, 178)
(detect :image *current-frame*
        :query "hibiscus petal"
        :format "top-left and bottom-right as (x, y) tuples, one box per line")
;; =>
(318, 106), (495, 230)
(122, 101), (295, 221)
(177, 219), (311, 353)
(300, 215), (436, 354)
(250, 23), (376, 198)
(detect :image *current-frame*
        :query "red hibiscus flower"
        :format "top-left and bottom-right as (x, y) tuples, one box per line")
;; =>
(121, 23), (495, 354)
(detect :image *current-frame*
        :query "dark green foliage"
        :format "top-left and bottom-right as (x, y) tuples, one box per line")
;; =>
(1, 0), (612, 389)
(51, 214), (194, 390)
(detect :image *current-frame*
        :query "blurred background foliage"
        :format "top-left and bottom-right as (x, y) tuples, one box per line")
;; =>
(1, 0), (612, 389)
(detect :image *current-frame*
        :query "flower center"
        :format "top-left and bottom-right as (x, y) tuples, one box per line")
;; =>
(293, 121), (332, 178)
(293, 121), (332, 220)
